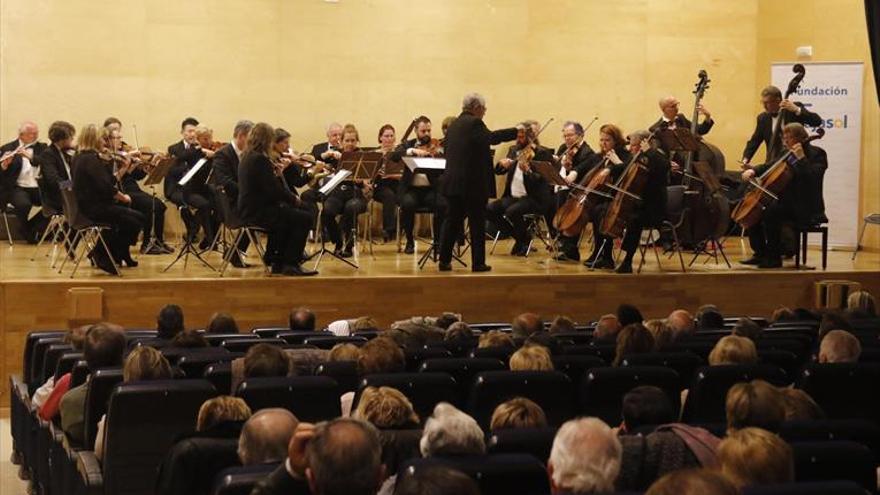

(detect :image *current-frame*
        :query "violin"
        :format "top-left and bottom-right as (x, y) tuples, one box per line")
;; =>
(415, 137), (443, 157)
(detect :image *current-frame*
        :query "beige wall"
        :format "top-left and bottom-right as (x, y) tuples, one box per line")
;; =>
(0, 0), (876, 249)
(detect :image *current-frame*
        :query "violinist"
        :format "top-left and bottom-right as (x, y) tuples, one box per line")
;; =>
(175, 125), (221, 249)
(35, 121), (76, 215)
(273, 127), (319, 225)
(486, 120), (554, 256)
(613, 130), (670, 274)
(103, 123), (172, 255)
(553, 121), (596, 262)
(742, 85), (822, 165)
(1, 121), (48, 243)
(238, 123), (317, 276)
(373, 124), (400, 242)
(210, 120), (254, 268)
(648, 96), (713, 179)
(740, 123), (827, 269)
(319, 124), (369, 258)
(310, 122), (344, 168)
(391, 115), (447, 255)
(72, 124), (143, 274)
(582, 124), (632, 269)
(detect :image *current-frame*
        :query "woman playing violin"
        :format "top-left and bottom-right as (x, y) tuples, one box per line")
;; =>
(373, 124), (400, 242)
(320, 124), (369, 257)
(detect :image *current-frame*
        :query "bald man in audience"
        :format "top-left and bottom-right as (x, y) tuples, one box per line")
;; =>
(512, 313), (544, 339)
(818, 330), (862, 364)
(667, 309), (696, 341)
(593, 314), (622, 344)
(238, 408), (299, 466)
(548, 417), (622, 495)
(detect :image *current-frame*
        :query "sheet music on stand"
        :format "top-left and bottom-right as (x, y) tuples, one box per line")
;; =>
(319, 169), (352, 196)
(657, 128), (699, 153)
(339, 151), (382, 181)
(144, 156), (175, 186)
(531, 161), (568, 187)
(402, 157), (446, 173)
(178, 158), (207, 186)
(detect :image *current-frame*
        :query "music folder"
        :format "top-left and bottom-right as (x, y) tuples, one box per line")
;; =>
(178, 158), (207, 186)
(402, 157), (446, 173)
(319, 169), (353, 196)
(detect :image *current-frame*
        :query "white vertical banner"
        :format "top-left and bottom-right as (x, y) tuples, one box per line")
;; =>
(771, 62), (863, 248)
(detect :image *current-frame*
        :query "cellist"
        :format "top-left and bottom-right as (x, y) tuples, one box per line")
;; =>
(552, 121), (596, 262)
(740, 123), (827, 269)
(612, 130), (670, 274)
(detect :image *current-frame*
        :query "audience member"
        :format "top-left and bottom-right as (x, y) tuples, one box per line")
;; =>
(509, 344), (554, 371)
(357, 337), (405, 375)
(60, 323), (126, 446)
(289, 307), (317, 331)
(434, 312), (461, 330)
(420, 403), (485, 457)
(717, 427), (794, 489)
(818, 311), (853, 341)
(352, 316), (379, 333)
(157, 304), (185, 340)
(548, 315), (576, 334)
(444, 321), (473, 341)
(846, 290), (876, 319)
(731, 317), (762, 342)
(353, 386), (420, 429)
(708, 335), (758, 366)
(644, 319), (674, 351)
(616, 304), (644, 327)
(512, 312), (544, 339)
(548, 417), (622, 495)
(620, 386), (675, 433)
(197, 396), (253, 432)
(695, 304), (724, 330)
(613, 323), (655, 366)
(725, 380), (785, 434)
(327, 319), (353, 336)
(34, 324), (90, 418)
(393, 465), (480, 495)
(205, 312), (239, 334)
(779, 387), (825, 421)
(238, 408), (299, 465)
(818, 329), (861, 363)
(327, 343), (359, 362)
(645, 469), (740, 495)
(525, 331), (562, 355)
(478, 330), (515, 349)
(593, 314), (622, 343)
(667, 309), (695, 340)
(489, 397), (548, 431)
(243, 343), (290, 379)
(769, 306), (796, 324)
(171, 329), (209, 348)
(302, 419), (385, 495)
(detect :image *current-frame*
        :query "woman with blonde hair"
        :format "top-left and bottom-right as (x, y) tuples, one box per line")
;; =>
(846, 290), (876, 318)
(718, 427), (794, 488)
(613, 323), (655, 366)
(509, 344), (554, 371)
(708, 335), (758, 366)
(353, 386), (420, 429)
(478, 330), (515, 349)
(238, 122), (315, 276)
(489, 397), (548, 431)
(644, 319), (675, 351)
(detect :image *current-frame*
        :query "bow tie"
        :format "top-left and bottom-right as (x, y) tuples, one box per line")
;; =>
(770, 113), (780, 118)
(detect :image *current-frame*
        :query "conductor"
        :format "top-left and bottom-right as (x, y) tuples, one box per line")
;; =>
(438, 93), (519, 272)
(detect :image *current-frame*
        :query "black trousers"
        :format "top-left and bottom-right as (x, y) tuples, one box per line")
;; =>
(440, 193), (486, 267)
(373, 179), (399, 234)
(169, 189), (215, 243)
(8, 187), (46, 239)
(128, 190), (166, 243)
(300, 189), (320, 230)
(84, 204), (144, 261)
(747, 200), (795, 261)
(321, 189), (366, 247)
(262, 204), (311, 266)
(400, 186), (447, 243)
(589, 201), (613, 260)
(486, 196), (541, 245)
(620, 210), (650, 262)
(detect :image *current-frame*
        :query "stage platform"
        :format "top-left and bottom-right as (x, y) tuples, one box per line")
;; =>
(1, 236), (878, 408)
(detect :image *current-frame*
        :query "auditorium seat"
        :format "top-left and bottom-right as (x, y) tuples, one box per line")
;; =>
(354, 372), (458, 421)
(404, 347), (453, 371)
(469, 323), (511, 332)
(177, 350), (241, 379)
(54, 351), (84, 380)
(314, 360), (359, 393)
(221, 337), (285, 353)
(352, 330), (381, 340)
(579, 366), (681, 425)
(681, 364), (788, 423)
(276, 330), (333, 345)
(549, 331), (593, 345)
(779, 419), (880, 462)
(302, 335), (368, 349)
(796, 362), (880, 422)
(418, 358), (506, 404)
(552, 354), (605, 388)
(203, 362), (233, 394)
(742, 481), (868, 495)
(155, 436), (242, 495)
(399, 454), (550, 495)
(757, 349), (802, 379)
(665, 340), (715, 360)
(82, 368), (125, 448)
(560, 343), (616, 363)
(212, 464), (299, 495)
(22, 331), (66, 388)
(466, 370), (574, 429)
(250, 326), (288, 338)
(71, 359), (90, 387)
(29, 336), (65, 391)
(425, 337), (480, 357)
(621, 352), (703, 390)
(38, 342), (74, 388)
(76, 379), (218, 495)
(469, 345), (516, 364)
(755, 338), (811, 361)
(790, 441), (876, 491)
(486, 426), (557, 462)
(203, 333), (253, 347)
(236, 376), (341, 422)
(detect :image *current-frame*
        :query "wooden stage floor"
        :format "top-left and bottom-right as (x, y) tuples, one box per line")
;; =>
(1, 236), (878, 407)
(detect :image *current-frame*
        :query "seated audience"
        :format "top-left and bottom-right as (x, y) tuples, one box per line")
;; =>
(489, 397), (548, 431)
(645, 469), (741, 495)
(352, 316), (379, 333)
(434, 312), (461, 330)
(509, 344), (554, 371)
(304, 419), (385, 495)
(340, 337), (406, 416)
(197, 396), (253, 432)
(667, 309), (695, 340)
(170, 329), (209, 348)
(548, 315), (576, 334)
(613, 323), (655, 366)
(392, 464), (480, 495)
(846, 290), (876, 319)
(619, 386), (676, 433)
(238, 408), (299, 465)
(420, 403), (485, 457)
(644, 319), (674, 351)
(592, 314), (622, 344)
(444, 321), (473, 341)
(327, 343), (360, 362)
(770, 306), (796, 324)
(695, 304), (724, 330)
(616, 304), (644, 327)
(818, 311), (853, 341)
(708, 335), (758, 366)
(779, 387), (825, 421)
(244, 343), (291, 378)
(725, 380), (785, 434)
(548, 417), (621, 495)
(717, 427), (794, 489)
(478, 330), (515, 349)
(818, 329), (861, 363)
(512, 312), (544, 339)
(525, 331), (562, 355)
(731, 317), (762, 342)
(34, 324), (90, 417)
(353, 386), (420, 429)
(289, 307), (317, 331)
(96, 346), (173, 460)
(158, 304), (185, 340)
(60, 323), (126, 446)
(205, 312), (239, 334)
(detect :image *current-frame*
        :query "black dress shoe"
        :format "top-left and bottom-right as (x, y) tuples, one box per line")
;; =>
(512, 246), (528, 257)
(282, 264), (319, 276)
(404, 240), (415, 255)
(120, 256), (138, 268)
(615, 261), (633, 274)
(740, 256), (763, 265)
(554, 252), (580, 262)
(438, 262), (452, 271)
(758, 258), (783, 269)
(472, 264), (492, 273)
(159, 241), (175, 254)
(141, 244), (164, 255)
(270, 263), (284, 275)
(339, 249), (353, 258)
(586, 257), (614, 270)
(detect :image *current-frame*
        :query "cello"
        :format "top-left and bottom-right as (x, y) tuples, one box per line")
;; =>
(600, 131), (657, 238)
(552, 154), (615, 237)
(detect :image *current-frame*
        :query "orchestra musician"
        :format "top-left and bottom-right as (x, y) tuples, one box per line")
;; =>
(486, 120), (554, 256)
(553, 121), (596, 262)
(238, 123), (317, 276)
(373, 124), (401, 242)
(648, 96), (713, 179)
(34, 121), (76, 216)
(319, 124), (369, 258)
(1, 121), (48, 243)
(613, 130), (670, 274)
(581, 124), (632, 270)
(439, 93), (519, 272)
(742, 85), (823, 165)
(72, 124), (143, 274)
(740, 123), (827, 269)
(391, 115), (447, 255)
(273, 127), (320, 227)
(209, 120), (254, 268)
(103, 122), (172, 255)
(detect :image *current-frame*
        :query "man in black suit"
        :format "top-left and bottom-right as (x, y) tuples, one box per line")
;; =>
(208, 120), (254, 267)
(648, 96), (713, 179)
(552, 121), (596, 262)
(741, 85), (822, 165)
(486, 120), (554, 257)
(166, 117), (202, 241)
(438, 93), (518, 272)
(34, 121), (76, 214)
(741, 123), (827, 269)
(309, 123), (344, 168)
(1, 121), (49, 243)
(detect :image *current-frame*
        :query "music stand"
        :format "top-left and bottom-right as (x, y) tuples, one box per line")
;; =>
(401, 158), (465, 269)
(312, 169), (358, 270)
(657, 128), (699, 153)
(164, 158), (215, 272)
(531, 161), (568, 263)
(339, 151), (382, 255)
(141, 156), (174, 255)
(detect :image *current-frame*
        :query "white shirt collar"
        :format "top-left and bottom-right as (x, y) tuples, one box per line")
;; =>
(232, 141), (242, 159)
